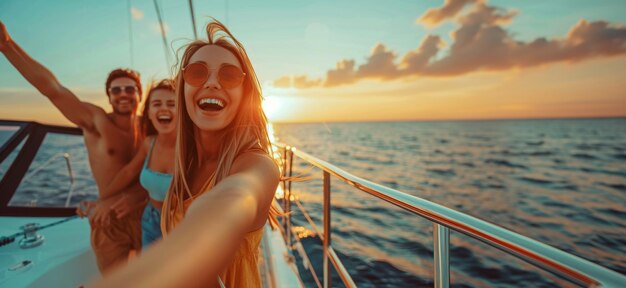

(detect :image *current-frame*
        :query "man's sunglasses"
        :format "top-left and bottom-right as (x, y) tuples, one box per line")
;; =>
(182, 62), (246, 89)
(108, 86), (138, 95)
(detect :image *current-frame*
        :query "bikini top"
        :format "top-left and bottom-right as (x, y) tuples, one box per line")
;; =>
(139, 137), (172, 202)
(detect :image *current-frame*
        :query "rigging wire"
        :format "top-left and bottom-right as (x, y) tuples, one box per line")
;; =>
(127, 0), (135, 68)
(188, 0), (198, 40)
(153, 0), (172, 72)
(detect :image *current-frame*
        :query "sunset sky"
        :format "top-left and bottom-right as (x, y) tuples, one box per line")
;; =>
(0, 0), (625, 124)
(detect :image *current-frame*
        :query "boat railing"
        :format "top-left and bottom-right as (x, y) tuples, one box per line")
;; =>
(273, 143), (626, 288)
(0, 120), (82, 216)
(20, 152), (76, 207)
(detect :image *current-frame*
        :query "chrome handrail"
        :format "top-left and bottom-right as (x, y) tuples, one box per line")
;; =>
(20, 152), (76, 207)
(274, 143), (626, 288)
(63, 153), (76, 207)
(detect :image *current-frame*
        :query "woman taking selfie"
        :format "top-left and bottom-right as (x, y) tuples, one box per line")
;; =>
(92, 20), (280, 288)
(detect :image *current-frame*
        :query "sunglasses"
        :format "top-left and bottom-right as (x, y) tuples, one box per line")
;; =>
(108, 85), (138, 95)
(182, 62), (246, 89)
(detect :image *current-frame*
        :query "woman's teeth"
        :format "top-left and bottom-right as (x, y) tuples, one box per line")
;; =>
(198, 98), (225, 111)
(157, 114), (172, 124)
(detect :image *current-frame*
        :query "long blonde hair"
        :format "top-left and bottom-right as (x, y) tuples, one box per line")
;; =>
(162, 19), (278, 233)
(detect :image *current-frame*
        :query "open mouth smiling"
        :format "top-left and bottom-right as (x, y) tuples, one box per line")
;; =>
(197, 98), (226, 112)
(157, 114), (173, 124)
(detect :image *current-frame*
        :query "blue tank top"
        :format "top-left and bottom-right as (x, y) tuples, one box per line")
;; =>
(139, 137), (172, 202)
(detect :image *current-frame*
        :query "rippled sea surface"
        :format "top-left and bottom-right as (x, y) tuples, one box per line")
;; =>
(272, 118), (626, 287)
(0, 131), (97, 208)
(1, 119), (625, 287)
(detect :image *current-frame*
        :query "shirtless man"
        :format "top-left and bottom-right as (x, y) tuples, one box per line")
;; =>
(0, 21), (146, 273)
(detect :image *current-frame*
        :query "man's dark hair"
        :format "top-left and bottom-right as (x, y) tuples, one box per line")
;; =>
(105, 68), (142, 98)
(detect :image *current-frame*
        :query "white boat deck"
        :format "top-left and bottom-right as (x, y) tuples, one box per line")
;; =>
(0, 217), (97, 287)
(0, 216), (302, 288)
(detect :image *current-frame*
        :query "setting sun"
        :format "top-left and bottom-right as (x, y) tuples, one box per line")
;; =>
(262, 96), (285, 121)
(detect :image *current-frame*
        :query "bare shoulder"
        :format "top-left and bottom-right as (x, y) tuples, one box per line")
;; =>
(139, 136), (153, 153)
(142, 135), (154, 147)
(231, 151), (280, 182)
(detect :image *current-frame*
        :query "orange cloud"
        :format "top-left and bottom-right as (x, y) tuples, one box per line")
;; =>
(273, 76), (291, 88)
(293, 75), (322, 88)
(325, 59), (357, 87)
(273, 75), (322, 88)
(400, 35), (443, 74)
(275, 0), (626, 88)
(356, 43), (399, 80)
(418, 0), (475, 27)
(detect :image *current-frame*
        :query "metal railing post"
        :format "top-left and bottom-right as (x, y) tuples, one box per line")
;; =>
(286, 148), (294, 249)
(63, 153), (76, 207)
(281, 147), (288, 230)
(323, 171), (331, 288)
(434, 223), (450, 288)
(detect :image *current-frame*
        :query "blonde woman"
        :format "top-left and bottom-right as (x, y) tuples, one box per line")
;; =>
(93, 20), (280, 287)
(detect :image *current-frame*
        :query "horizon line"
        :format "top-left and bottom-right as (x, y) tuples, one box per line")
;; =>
(269, 115), (626, 125)
(1, 115), (625, 128)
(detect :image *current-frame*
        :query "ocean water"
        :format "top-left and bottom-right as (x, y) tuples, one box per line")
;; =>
(0, 130), (97, 208)
(1, 119), (625, 287)
(272, 118), (626, 287)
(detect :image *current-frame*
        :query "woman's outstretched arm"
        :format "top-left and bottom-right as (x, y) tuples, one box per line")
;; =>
(90, 152), (279, 288)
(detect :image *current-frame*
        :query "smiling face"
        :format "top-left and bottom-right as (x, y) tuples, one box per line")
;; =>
(184, 45), (245, 132)
(148, 89), (177, 134)
(108, 77), (140, 115)
(165, 21), (278, 234)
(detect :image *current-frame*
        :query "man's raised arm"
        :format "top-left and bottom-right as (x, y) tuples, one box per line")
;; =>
(0, 21), (98, 130)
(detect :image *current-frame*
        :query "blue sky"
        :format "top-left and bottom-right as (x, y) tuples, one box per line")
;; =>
(1, 0), (625, 123)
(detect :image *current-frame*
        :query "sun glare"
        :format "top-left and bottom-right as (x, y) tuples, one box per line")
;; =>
(262, 96), (284, 121)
